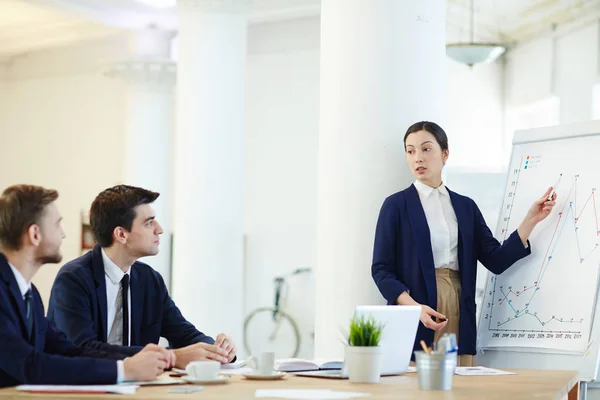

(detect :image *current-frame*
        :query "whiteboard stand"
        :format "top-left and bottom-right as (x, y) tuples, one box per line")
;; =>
(476, 121), (600, 400)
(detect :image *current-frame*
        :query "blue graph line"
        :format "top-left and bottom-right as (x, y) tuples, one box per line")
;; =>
(500, 288), (518, 314)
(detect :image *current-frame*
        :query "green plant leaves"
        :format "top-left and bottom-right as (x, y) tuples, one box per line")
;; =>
(347, 315), (385, 346)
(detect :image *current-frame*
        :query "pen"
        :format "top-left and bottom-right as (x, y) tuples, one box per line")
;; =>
(548, 173), (562, 201)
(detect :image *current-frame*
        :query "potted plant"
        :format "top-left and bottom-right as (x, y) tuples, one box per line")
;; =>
(344, 315), (385, 383)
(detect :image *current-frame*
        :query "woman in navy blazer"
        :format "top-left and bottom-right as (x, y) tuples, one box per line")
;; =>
(371, 121), (557, 365)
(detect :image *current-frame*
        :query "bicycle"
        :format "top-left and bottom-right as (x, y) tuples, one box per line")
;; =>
(243, 267), (312, 358)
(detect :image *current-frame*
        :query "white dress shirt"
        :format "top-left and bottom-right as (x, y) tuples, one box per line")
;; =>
(8, 263), (31, 298)
(102, 249), (132, 347)
(8, 262), (125, 382)
(414, 180), (459, 271)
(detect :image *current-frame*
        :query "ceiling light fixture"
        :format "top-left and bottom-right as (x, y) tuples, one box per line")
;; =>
(446, 0), (506, 67)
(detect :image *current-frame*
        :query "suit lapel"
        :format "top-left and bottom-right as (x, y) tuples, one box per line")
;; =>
(91, 246), (109, 342)
(0, 253), (32, 340)
(130, 265), (144, 346)
(405, 185), (437, 307)
(448, 188), (468, 280)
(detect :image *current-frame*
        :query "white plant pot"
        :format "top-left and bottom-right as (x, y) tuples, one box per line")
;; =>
(345, 345), (383, 383)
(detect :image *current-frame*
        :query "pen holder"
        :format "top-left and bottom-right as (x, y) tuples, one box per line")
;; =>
(414, 350), (457, 391)
(435, 333), (458, 374)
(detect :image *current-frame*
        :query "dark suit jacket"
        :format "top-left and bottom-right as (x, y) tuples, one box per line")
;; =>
(0, 254), (125, 387)
(371, 184), (531, 356)
(48, 245), (214, 356)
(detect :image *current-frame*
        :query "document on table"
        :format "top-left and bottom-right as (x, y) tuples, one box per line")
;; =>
(222, 359), (248, 369)
(454, 366), (516, 376)
(256, 389), (371, 399)
(16, 385), (139, 395)
(125, 376), (186, 386)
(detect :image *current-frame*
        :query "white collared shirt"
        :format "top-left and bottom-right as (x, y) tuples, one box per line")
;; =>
(8, 263), (31, 299)
(414, 180), (459, 271)
(102, 249), (132, 347)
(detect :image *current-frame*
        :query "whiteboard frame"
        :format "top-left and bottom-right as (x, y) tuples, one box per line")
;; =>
(476, 120), (600, 382)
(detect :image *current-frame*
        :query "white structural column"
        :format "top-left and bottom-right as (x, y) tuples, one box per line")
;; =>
(106, 28), (176, 290)
(315, 0), (447, 359)
(172, 0), (249, 343)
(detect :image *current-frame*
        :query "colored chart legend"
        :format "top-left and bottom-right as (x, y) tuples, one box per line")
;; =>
(524, 155), (541, 170)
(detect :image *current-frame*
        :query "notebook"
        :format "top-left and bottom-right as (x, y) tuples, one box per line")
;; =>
(276, 358), (343, 372)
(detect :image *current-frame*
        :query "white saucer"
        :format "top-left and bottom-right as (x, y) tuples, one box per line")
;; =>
(182, 375), (230, 385)
(242, 371), (287, 380)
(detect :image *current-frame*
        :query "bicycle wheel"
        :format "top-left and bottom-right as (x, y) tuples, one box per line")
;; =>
(243, 307), (301, 358)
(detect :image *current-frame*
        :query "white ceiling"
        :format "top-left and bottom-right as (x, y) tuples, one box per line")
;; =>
(447, 0), (600, 44)
(0, 0), (120, 57)
(1, 0), (599, 58)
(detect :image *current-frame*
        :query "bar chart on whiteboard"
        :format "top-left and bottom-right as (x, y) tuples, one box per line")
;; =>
(479, 137), (600, 353)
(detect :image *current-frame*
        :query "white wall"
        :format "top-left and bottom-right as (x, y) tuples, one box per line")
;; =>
(506, 21), (600, 128)
(445, 60), (505, 168)
(0, 64), (6, 137)
(244, 18), (320, 360)
(0, 36), (128, 307)
(555, 23), (598, 124)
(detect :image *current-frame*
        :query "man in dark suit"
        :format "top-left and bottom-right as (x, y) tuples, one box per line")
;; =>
(0, 184), (173, 387)
(48, 185), (236, 368)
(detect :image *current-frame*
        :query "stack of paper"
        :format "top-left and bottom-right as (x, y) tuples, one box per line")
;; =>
(454, 366), (516, 376)
(16, 385), (139, 395)
(256, 389), (370, 399)
(125, 376), (186, 386)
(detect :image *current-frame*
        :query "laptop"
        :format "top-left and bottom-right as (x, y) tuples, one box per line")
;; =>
(295, 305), (421, 378)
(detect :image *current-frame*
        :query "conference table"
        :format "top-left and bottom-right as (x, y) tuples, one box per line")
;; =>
(0, 369), (579, 399)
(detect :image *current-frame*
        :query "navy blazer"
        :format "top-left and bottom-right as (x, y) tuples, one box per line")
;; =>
(47, 245), (214, 355)
(0, 254), (125, 387)
(371, 184), (531, 356)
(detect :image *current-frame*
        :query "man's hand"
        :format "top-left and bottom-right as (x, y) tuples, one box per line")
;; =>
(123, 347), (169, 381)
(138, 343), (176, 369)
(215, 333), (237, 362)
(173, 343), (230, 368)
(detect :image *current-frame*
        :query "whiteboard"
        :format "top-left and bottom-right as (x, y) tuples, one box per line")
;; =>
(477, 120), (600, 382)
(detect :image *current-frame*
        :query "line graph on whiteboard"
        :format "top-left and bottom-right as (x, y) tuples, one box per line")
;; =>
(479, 147), (600, 353)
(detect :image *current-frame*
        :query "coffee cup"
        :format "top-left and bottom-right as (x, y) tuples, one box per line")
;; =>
(185, 360), (220, 380)
(248, 352), (275, 375)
